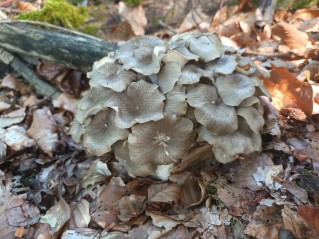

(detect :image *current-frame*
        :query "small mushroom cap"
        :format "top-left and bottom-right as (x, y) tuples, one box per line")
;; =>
(205, 55), (238, 76)
(215, 73), (256, 106)
(169, 33), (224, 63)
(113, 140), (157, 177)
(75, 87), (116, 123)
(108, 80), (165, 128)
(164, 84), (187, 117)
(88, 61), (136, 92)
(162, 49), (196, 68)
(157, 62), (181, 94)
(83, 110), (129, 156)
(198, 118), (262, 158)
(128, 116), (195, 165)
(237, 106), (265, 133)
(115, 36), (166, 75)
(188, 34), (224, 62)
(179, 64), (213, 85)
(187, 84), (238, 134)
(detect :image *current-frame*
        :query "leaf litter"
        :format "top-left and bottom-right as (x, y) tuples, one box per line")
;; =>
(1, 1), (319, 238)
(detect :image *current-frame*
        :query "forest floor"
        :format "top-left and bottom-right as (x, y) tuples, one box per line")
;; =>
(0, 0), (319, 238)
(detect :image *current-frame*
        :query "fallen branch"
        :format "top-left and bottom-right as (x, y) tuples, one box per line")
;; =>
(0, 20), (118, 72)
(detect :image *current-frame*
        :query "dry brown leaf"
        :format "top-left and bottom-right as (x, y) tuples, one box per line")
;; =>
(282, 205), (305, 239)
(244, 205), (283, 239)
(118, 195), (146, 222)
(148, 183), (180, 204)
(118, 2), (147, 36)
(40, 197), (71, 234)
(0, 107), (26, 128)
(18, 1), (37, 12)
(1, 74), (30, 94)
(294, 9), (319, 21)
(272, 22), (309, 52)
(68, 199), (90, 229)
(27, 107), (59, 156)
(297, 204), (319, 236)
(180, 175), (206, 208)
(263, 65), (313, 116)
(145, 211), (180, 229)
(53, 93), (79, 113)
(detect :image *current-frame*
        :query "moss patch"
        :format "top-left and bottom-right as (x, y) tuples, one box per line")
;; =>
(16, 0), (88, 30)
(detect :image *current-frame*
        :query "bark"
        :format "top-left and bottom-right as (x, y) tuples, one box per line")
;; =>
(0, 20), (118, 72)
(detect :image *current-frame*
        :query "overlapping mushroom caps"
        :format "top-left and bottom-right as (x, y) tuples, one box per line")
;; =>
(71, 32), (270, 177)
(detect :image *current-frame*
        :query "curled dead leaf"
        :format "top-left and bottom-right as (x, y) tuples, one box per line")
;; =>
(263, 65), (313, 116)
(297, 204), (319, 235)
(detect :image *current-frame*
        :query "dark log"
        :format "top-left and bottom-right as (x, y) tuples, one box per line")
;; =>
(0, 20), (119, 72)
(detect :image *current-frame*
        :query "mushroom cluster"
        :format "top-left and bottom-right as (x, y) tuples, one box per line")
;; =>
(71, 33), (270, 177)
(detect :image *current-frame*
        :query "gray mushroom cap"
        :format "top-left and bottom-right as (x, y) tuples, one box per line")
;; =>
(107, 80), (165, 128)
(215, 73), (256, 106)
(187, 84), (238, 135)
(237, 106), (265, 133)
(198, 118), (262, 163)
(179, 64), (213, 85)
(205, 55), (238, 76)
(164, 84), (187, 117)
(128, 116), (195, 165)
(157, 62), (182, 94)
(83, 109), (129, 156)
(115, 36), (166, 75)
(88, 59), (136, 92)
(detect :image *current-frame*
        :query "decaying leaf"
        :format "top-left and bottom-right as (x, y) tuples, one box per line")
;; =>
(282, 205), (305, 239)
(253, 165), (283, 191)
(244, 205), (283, 239)
(80, 160), (112, 188)
(118, 195), (146, 222)
(263, 65), (313, 116)
(1, 126), (35, 151)
(297, 204), (319, 235)
(180, 175), (206, 208)
(0, 107), (26, 128)
(27, 107), (59, 156)
(68, 199), (91, 229)
(145, 211), (180, 229)
(40, 197), (71, 234)
(272, 22), (309, 52)
(148, 183), (180, 204)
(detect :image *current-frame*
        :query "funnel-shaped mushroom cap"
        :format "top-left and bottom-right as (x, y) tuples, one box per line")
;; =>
(215, 73), (255, 106)
(164, 85), (187, 117)
(179, 64), (213, 85)
(83, 110), (129, 156)
(212, 146), (236, 164)
(198, 117), (262, 163)
(157, 62), (181, 94)
(169, 33), (224, 63)
(115, 36), (166, 75)
(108, 80), (165, 128)
(113, 140), (157, 177)
(75, 87), (116, 123)
(237, 106), (264, 133)
(187, 84), (238, 135)
(162, 49), (197, 68)
(128, 116), (195, 165)
(88, 60), (136, 92)
(205, 55), (238, 76)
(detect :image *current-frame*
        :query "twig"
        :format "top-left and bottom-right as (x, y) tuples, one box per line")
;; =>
(0, 47), (60, 99)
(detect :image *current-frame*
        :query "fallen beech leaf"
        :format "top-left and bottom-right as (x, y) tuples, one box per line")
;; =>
(27, 107), (59, 156)
(297, 204), (319, 235)
(0, 107), (26, 128)
(80, 160), (112, 188)
(2, 126), (35, 151)
(118, 2), (147, 36)
(68, 199), (90, 229)
(180, 175), (206, 208)
(53, 93), (79, 113)
(148, 183), (180, 204)
(294, 9), (319, 21)
(244, 205), (283, 239)
(118, 195), (146, 222)
(263, 65), (313, 116)
(145, 211), (180, 229)
(282, 205), (305, 239)
(18, 1), (36, 12)
(14, 226), (24, 238)
(272, 22), (309, 52)
(40, 197), (71, 234)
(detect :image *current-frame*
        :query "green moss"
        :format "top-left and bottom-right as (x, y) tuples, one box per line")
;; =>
(278, 0), (318, 10)
(16, 0), (88, 30)
(123, 0), (143, 7)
